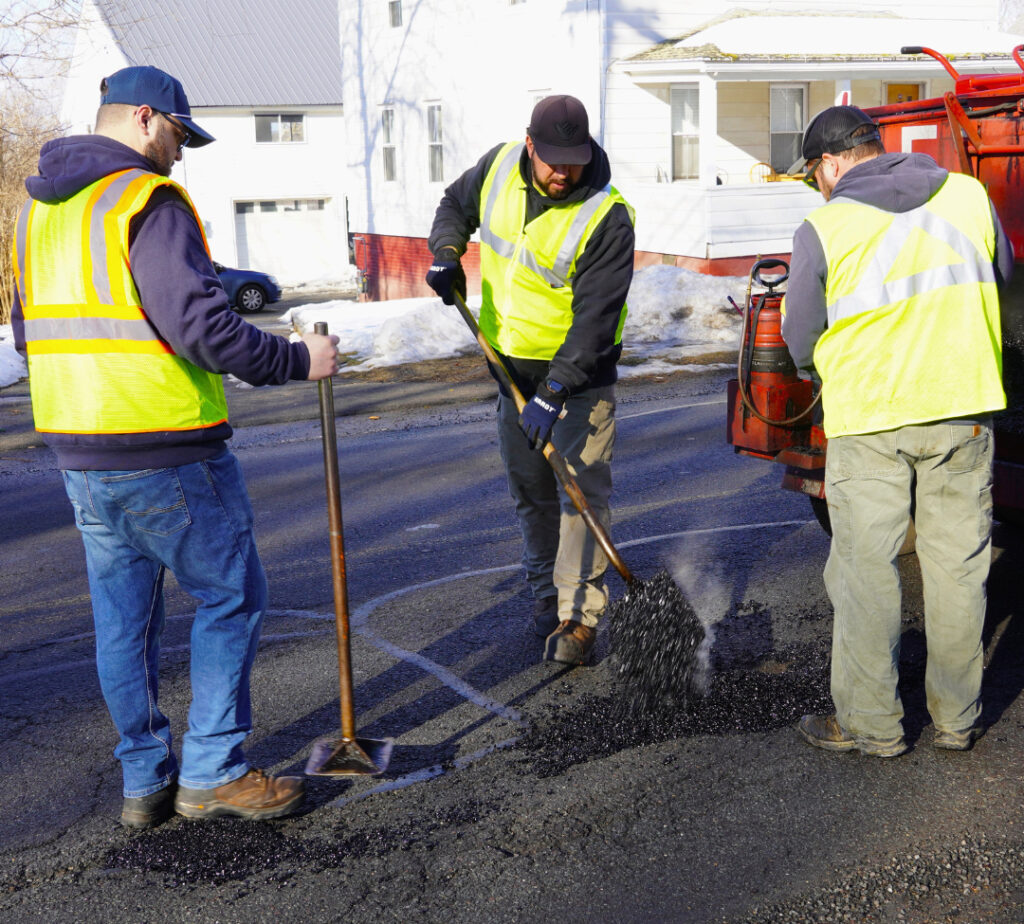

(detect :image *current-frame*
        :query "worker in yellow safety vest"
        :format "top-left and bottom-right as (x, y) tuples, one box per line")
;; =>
(426, 95), (635, 665)
(12, 65), (340, 828)
(781, 105), (1014, 758)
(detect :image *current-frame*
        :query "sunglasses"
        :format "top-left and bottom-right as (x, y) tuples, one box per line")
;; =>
(802, 157), (823, 192)
(155, 111), (191, 152)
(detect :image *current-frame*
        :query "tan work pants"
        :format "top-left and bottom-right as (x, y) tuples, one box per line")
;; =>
(824, 420), (993, 740)
(497, 386), (616, 628)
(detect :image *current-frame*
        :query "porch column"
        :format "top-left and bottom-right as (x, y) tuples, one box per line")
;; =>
(698, 75), (719, 188)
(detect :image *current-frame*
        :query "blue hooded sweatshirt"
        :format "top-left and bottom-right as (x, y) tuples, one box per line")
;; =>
(13, 134), (312, 470)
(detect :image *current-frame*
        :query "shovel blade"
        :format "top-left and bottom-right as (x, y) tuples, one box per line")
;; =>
(305, 735), (394, 776)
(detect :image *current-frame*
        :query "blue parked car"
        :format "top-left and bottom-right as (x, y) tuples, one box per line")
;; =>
(213, 261), (282, 314)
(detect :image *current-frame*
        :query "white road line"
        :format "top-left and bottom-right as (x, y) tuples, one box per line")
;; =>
(618, 397), (727, 421)
(356, 624), (523, 724)
(330, 738), (519, 808)
(4, 518), (814, 801)
(616, 519), (813, 549)
(3, 521), (814, 689)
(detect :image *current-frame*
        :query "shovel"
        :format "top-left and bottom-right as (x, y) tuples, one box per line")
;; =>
(305, 321), (394, 776)
(450, 292), (634, 584)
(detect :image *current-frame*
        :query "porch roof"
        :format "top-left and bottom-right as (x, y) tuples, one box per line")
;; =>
(622, 13), (1024, 82)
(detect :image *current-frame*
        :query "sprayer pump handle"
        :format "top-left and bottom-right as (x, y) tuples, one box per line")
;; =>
(751, 258), (789, 293)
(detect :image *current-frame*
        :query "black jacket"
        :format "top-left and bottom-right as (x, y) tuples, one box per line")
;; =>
(428, 140), (635, 397)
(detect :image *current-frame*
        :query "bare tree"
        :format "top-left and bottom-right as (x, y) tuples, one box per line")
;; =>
(1, 1), (82, 92)
(0, 100), (61, 323)
(1, 1), (84, 323)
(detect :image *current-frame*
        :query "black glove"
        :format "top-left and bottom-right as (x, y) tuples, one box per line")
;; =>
(425, 246), (466, 306)
(519, 380), (566, 450)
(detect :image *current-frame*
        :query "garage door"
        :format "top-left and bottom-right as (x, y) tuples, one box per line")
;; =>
(234, 198), (343, 284)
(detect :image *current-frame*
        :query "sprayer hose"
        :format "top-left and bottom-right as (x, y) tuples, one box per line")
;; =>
(736, 291), (821, 427)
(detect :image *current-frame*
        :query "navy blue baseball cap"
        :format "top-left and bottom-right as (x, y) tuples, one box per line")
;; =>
(100, 66), (215, 147)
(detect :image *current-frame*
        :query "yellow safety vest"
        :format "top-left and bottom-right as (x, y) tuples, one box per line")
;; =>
(799, 173), (1004, 437)
(477, 141), (634, 360)
(13, 169), (228, 435)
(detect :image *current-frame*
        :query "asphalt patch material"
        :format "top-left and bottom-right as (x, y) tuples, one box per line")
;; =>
(518, 643), (832, 778)
(607, 568), (708, 712)
(104, 800), (495, 886)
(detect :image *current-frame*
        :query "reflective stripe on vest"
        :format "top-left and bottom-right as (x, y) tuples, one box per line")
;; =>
(805, 173), (1004, 437)
(16, 169), (229, 434)
(477, 141), (633, 360)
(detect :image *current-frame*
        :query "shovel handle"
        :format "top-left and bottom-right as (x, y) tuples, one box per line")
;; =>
(314, 321), (357, 741)
(450, 294), (635, 585)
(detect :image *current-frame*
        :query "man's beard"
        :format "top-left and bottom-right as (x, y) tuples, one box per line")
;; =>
(542, 180), (572, 200)
(143, 140), (173, 176)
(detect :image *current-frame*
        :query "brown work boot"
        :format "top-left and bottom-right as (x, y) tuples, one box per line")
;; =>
(933, 725), (983, 751)
(544, 620), (596, 665)
(175, 768), (305, 820)
(798, 714), (907, 758)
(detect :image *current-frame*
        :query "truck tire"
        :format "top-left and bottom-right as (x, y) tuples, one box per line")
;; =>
(808, 496), (917, 556)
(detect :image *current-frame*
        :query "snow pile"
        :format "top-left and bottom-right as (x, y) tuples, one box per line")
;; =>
(624, 265), (746, 351)
(278, 262), (361, 294)
(282, 296), (477, 370)
(0, 326), (27, 387)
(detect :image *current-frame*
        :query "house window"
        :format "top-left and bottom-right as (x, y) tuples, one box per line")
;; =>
(885, 82), (924, 104)
(235, 198), (327, 214)
(389, 0), (402, 27)
(427, 103), (443, 183)
(770, 85), (806, 174)
(381, 107), (396, 182)
(255, 113), (305, 143)
(670, 85), (699, 181)
(282, 199), (327, 211)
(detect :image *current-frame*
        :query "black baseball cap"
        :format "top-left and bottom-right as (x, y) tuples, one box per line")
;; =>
(796, 105), (881, 168)
(527, 95), (592, 166)
(100, 65), (215, 147)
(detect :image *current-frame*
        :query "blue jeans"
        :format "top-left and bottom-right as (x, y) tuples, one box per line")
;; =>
(62, 451), (268, 797)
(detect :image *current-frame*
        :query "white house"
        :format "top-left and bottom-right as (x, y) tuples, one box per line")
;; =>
(340, 0), (1024, 299)
(62, 0), (351, 286)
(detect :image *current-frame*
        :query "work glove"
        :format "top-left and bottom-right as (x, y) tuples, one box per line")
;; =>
(519, 380), (566, 450)
(425, 246), (466, 306)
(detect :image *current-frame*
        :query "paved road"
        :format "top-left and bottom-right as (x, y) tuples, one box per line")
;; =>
(2, 356), (1024, 923)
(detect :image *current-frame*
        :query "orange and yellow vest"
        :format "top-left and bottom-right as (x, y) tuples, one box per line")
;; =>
(13, 168), (228, 435)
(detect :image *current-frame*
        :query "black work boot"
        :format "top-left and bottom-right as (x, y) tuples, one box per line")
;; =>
(533, 596), (559, 637)
(121, 784), (177, 829)
(175, 768), (304, 820)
